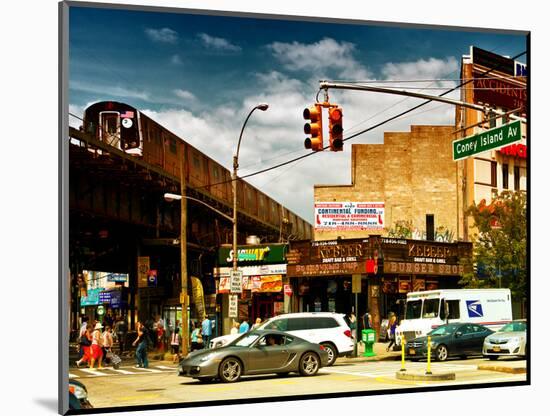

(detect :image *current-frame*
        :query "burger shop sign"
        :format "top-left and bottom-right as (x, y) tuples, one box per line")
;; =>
(286, 239), (371, 277)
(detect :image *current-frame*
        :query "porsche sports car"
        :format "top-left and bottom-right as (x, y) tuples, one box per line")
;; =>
(178, 329), (329, 382)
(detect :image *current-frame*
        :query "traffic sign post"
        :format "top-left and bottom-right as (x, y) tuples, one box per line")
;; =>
(453, 120), (522, 161)
(230, 270), (243, 294)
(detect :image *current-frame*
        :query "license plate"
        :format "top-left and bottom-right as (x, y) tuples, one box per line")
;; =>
(492, 346), (501, 352)
(409, 348), (416, 355)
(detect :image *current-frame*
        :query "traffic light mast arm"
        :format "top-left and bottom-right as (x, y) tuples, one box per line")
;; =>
(318, 81), (526, 123)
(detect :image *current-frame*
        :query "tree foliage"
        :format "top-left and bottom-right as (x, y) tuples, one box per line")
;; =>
(459, 191), (527, 302)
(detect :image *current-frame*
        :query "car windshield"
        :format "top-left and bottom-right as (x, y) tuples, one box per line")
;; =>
(499, 322), (527, 332)
(405, 300), (422, 319)
(428, 325), (456, 336)
(233, 334), (260, 347)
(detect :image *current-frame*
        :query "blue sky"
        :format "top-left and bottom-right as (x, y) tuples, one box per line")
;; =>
(68, 5), (527, 223)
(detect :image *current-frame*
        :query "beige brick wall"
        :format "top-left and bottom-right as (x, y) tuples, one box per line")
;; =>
(314, 125), (459, 241)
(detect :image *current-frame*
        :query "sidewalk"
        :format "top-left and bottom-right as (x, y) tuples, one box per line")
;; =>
(337, 342), (401, 364)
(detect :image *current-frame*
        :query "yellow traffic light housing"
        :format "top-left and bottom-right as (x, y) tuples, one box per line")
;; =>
(303, 104), (323, 151)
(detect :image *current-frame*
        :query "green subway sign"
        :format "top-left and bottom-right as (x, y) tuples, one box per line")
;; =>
(453, 120), (522, 161)
(218, 244), (287, 266)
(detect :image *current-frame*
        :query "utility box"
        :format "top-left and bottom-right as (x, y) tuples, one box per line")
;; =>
(362, 329), (376, 357)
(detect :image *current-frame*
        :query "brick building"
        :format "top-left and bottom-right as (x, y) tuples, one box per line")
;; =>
(315, 125), (461, 242)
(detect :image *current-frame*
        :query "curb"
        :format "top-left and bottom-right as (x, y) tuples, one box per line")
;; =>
(395, 371), (456, 381)
(477, 364), (526, 374)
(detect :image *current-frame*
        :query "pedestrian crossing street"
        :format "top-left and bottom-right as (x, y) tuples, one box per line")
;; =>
(69, 365), (178, 379)
(322, 361), (479, 379)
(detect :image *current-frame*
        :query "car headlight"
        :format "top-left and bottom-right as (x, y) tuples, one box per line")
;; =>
(69, 384), (88, 400)
(199, 354), (214, 362)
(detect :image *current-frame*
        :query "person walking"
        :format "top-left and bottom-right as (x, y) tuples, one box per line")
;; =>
(348, 312), (357, 339)
(89, 322), (104, 369)
(239, 318), (250, 333)
(230, 321), (239, 335)
(190, 323), (203, 351)
(251, 317), (262, 330)
(386, 314), (398, 352)
(102, 325), (114, 365)
(77, 316), (90, 360)
(201, 316), (212, 347)
(170, 325), (181, 362)
(132, 321), (149, 368)
(156, 322), (165, 353)
(75, 325), (93, 368)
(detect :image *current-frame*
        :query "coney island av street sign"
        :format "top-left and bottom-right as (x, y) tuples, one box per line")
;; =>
(453, 120), (522, 161)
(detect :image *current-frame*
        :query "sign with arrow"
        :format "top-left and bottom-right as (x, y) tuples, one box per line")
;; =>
(453, 120), (522, 161)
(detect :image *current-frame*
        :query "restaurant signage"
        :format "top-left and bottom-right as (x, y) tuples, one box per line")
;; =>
(385, 261), (465, 276)
(287, 239), (370, 277)
(218, 244), (287, 266)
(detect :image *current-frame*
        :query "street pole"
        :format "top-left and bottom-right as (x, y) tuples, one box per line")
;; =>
(180, 156), (189, 357)
(231, 104), (269, 331)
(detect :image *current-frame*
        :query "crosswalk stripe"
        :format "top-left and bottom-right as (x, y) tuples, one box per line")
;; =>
(133, 367), (163, 373)
(154, 365), (176, 370)
(78, 369), (109, 376)
(110, 368), (135, 375)
(69, 373), (78, 379)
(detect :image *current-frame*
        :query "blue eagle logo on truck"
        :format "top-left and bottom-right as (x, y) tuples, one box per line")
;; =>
(466, 300), (484, 318)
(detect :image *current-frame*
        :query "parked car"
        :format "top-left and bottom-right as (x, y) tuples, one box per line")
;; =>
(257, 312), (354, 366)
(69, 379), (93, 410)
(209, 333), (240, 349)
(178, 329), (329, 383)
(483, 319), (527, 360)
(406, 322), (493, 362)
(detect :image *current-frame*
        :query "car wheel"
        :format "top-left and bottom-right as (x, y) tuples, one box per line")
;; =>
(435, 344), (448, 362)
(218, 357), (242, 383)
(299, 352), (320, 376)
(321, 343), (337, 366)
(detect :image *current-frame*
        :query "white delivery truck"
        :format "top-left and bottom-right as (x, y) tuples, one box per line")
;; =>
(395, 289), (512, 346)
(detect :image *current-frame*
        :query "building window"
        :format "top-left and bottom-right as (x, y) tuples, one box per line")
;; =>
(426, 214), (434, 241)
(491, 161), (497, 187)
(502, 163), (509, 189)
(514, 166), (520, 190)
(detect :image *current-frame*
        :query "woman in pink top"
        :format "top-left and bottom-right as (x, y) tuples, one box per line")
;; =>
(90, 322), (104, 369)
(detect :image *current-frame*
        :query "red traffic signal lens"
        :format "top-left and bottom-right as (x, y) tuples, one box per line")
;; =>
(329, 108), (342, 121)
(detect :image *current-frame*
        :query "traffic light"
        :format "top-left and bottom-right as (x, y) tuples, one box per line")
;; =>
(328, 106), (343, 151)
(303, 104), (323, 151)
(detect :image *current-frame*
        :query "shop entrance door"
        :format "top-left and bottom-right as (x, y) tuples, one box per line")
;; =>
(253, 297), (274, 322)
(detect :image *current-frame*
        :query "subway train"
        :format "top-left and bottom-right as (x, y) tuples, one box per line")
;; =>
(81, 101), (312, 239)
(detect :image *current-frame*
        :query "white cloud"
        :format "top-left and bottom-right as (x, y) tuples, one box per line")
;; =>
(198, 33), (242, 52)
(145, 27), (178, 44)
(69, 80), (150, 101)
(173, 89), (197, 101)
(267, 37), (370, 80)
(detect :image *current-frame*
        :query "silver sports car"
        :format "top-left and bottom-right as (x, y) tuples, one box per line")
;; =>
(178, 329), (329, 382)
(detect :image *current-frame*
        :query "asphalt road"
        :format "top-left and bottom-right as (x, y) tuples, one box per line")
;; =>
(73, 358), (526, 409)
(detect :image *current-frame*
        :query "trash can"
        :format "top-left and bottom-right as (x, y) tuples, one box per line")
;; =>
(362, 329), (376, 357)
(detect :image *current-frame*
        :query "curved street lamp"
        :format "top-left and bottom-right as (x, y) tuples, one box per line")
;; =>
(231, 104), (269, 325)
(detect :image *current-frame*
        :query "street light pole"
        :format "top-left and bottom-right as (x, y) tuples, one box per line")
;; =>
(231, 104), (268, 330)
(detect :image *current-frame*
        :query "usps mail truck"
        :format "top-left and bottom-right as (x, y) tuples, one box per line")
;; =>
(395, 289), (512, 346)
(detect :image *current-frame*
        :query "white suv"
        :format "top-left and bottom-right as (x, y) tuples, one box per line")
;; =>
(257, 312), (354, 366)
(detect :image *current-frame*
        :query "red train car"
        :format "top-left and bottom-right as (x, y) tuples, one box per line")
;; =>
(82, 101), (310, 238)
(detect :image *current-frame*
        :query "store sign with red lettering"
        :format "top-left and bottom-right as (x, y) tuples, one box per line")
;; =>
(314, 202), (385, 230)
(498, 143), (527, 158)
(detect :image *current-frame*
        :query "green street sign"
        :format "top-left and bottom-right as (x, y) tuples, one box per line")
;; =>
(453, 120), (522, 161)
